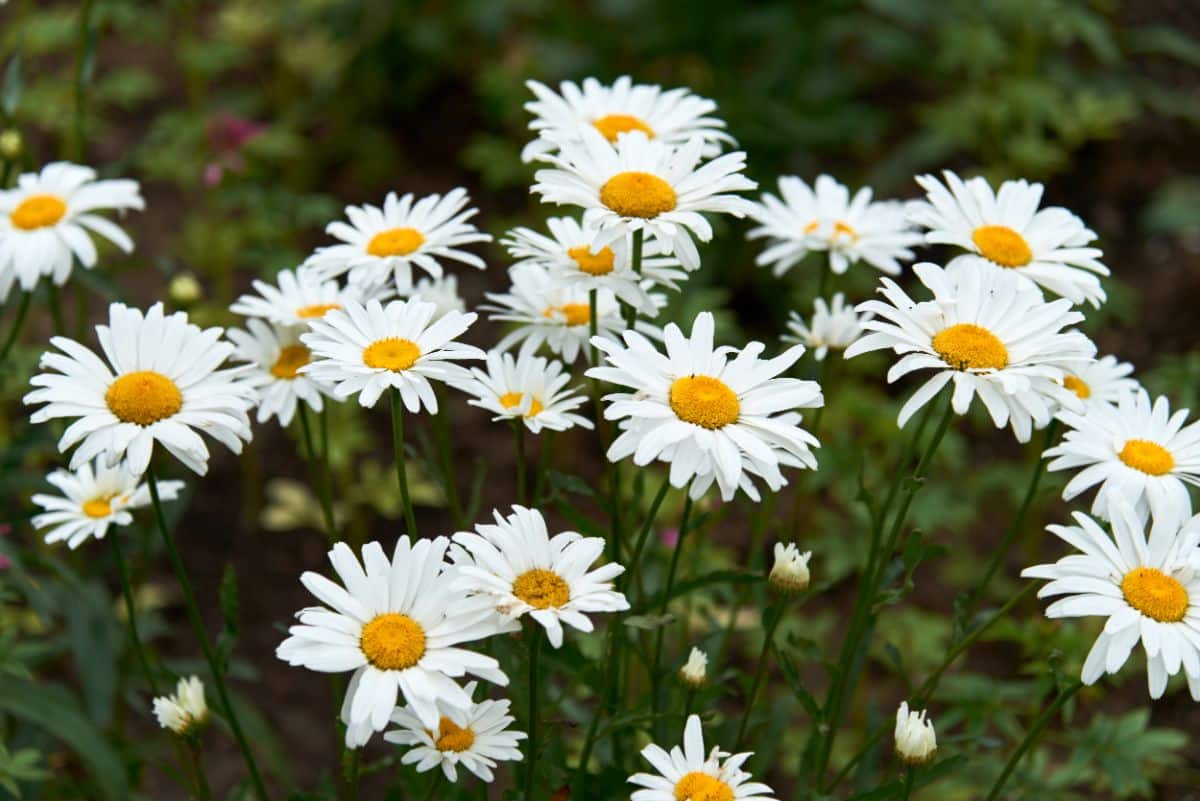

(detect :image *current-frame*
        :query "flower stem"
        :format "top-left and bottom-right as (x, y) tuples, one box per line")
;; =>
(900, 766), (916, 801)
(514, 421), (527, 506)
(72, 0), (96, 161)
(623, 229), (644, 329)
(984, 681), (1082, 801)
(298, 404), (337, 542)
(420, 770), (441, 801)
(187, 739), (216, 801)
(524, 624), (541, 801)
(46, 282), (66, 336)
(146, 467), (270, 801)
(532, 430), (554, 505)
(626, 475), (671, 602)
(389, 388), (419, 538)
(431, 388), (465, 528)
(650, 494), (693, 733)
(734, 597), (790, 751)
(0, 291), (32, 364)
(109, 532), (161, 696)
(345, 748), (361, 801)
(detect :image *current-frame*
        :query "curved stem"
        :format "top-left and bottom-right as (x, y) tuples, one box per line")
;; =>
(109, 532), (161, 696)
(298, 404), (337, 542)
(389, 388), (418, 538)
(984, 681), (1082, 801)
(734, 598), (789, 751)
(0, 291), (32, 364)
(627, 476), (671, 601)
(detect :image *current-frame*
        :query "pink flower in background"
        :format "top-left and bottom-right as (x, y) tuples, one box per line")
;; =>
(660, 527), (679, 548)
(203, 111), (267, 187)
(0, 523), (10, 570)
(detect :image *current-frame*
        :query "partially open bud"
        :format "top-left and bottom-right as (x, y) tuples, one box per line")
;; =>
(0, 129), (20, 160)
(769, 542), (811, 594)
(894, 701), (937, 765)
(679, 647), (708, 688)
(153, 675), (209, 735)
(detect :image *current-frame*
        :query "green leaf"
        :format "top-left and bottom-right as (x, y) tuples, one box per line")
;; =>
(622, 613), (675, 631)
(2, 53), (20, 116)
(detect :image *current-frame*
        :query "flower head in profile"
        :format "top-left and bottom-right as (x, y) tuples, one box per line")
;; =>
(449, 349), (592, 434)
(300, 298), (483, 411)
(0, 162), (144, 298)
(153, 676), (208, 736)
(230, 267), (377, 329)
(894, 702), (937, 765)
(908, 171), (1109, 307)
(748, 175), (921, 277)
(1056, 354), (1139, 417)
(384, 681), (526, 783)
(588, 311), (823, 501)
(845, 262), (1096, 442)
(451, 505), (628, 649)
(628, 714), (777, 801)
(25, 302), (255, 475)
(521, 76), (732, 163)
(769, 543), (811, 595)
(783, 294), (869, 361)
(228, 319), (330, 426)
(304, 189), (490, 293)
(32, 459), (183, 549)
(532, 128), (756, 270)
(679, 647), (708, 688)
(276, 537), (513, 748)
(1022, 497), (1200, 699)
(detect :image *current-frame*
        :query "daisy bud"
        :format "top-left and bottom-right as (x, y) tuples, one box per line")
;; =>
(894, 701), (937, 766)
(0, 129), (20, 160)
(168, 272), (203, 306)
(769, 542), (811, 595)
(153, 676), (208, 736)
(678, 647), (708, 688)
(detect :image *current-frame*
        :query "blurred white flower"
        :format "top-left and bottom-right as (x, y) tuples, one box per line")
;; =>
(228, 319), (331, 426)
(153, 676), (208, 735)
(783, 293), (869, 361)
(893, 701), (936, 765)
(679, 647), (708, 688)
(448, 348), (592, 434)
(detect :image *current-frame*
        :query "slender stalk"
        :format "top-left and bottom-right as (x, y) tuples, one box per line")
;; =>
(146, 468), (269, 801)
(588, 288), (600, 368)
(47, 282), (66, 335)
(900, 766), (916, 801)
(827, 723), (890, 790)
(431, 388), (464, 527)
(187, 739), (216, 801)
(734, 598), (789, 750)
(73, 0), (96, 161)
(983, 681), (1083, 801)
(514, 421), (527, 505)
(623, 229), (644, 329)
(650, 495), (693, 726)
(109, 532), (161, 696)
(389, 388), (419, 538)
(532, 431), (554, 505)
(298, 404), (337, 542)
(626, 476), (671, 600)
(419, 771), (441, 801)
(345, 748), (361, 801)
(524, 625), (541, 801)
(0, 291), (32, 363)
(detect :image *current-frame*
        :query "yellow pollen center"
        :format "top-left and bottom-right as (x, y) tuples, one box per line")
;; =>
(544, 303), (591, 327)
(512, 569), (570, 609)
(1063, 375), (1091, 399)
(11, 194), (67, 230)
(669, 375), (740, 429)
(367, 227), (425, 258)
(832, 220), (857, 240)
(931, 323), (1009, 370)
(567, 245), (616, 276)
(359, 613), (426, 670)
(802, 220), (820, 234)
(599, 171), (677, 219)
(434, 717), (476, 752)
(296, 303), (341, 319)
(972, 224), (1033, 268)
(1119, 439), (1175, 476)
(363, 337), (421, 371)
(674, 772), (734, 801)
(105, 371), (183, 426)
(500, 391), (544, 417)
(271, 344), (311, 379)
(592, 113), (655, 142)
(82, 496), (114, 518)
(1121, 567), (1189, 623)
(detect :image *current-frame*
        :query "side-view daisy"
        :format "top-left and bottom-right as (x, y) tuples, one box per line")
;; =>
(520, 76), (732, 162)
(532, 128), (756, 270)
(25, 302), (255, 475)
(748, 175), (921, 277)
(1022, 497), (1200, 699)
(230, 267), (375, 329)
(587, 311), (823, 501)
(301, 297), (483, 410)
(449, 349), (592, 434)
(31, 458), (184, 549)
(0, 161), (144, 298)
(628, 714), (777, 801)
(844, 261), (1096, 442)
(407, 274), (466, 320)
(908, 170), (1109, 307)
(783, 293), (870, 361)
(228, 319), (330, 426)
(384, 681), (526, 783)
(1057, 354), (1139, 416)
(304, 189), (490, 292)
(276, 537), (514, 747)
(1046, 388), (1200, 530)
(451, 505), (628, 648)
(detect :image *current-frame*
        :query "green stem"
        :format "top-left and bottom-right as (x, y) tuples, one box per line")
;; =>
(524, 625), (541, 801)
(0, 291), (31, 364)
(983, 681), (1083, 801)
(298, 404), (337, 542)
(431, 388), (464, 528)
(187, 739), (216, 801)
(623, 229), (644, 329)
(73, 0), (96, 161)
(47, 282), (66, 336)
(389, 388), (419, 538)
(146, 468), (270, 801)
(345, 748), (361, 801)
(514, 421), (527, 506)
(532, 430), (554, 505)
(734, 598), (789, 751)
(109, 532), (161, 696)
(900, 766), (916, 801)
(627, 475), (671, 601)
(420, 771), (440, 801)
(650, 495), (693, 729)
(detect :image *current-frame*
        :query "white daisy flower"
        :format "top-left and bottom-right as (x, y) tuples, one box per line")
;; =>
(24, 302), (255, 476)
(894, 702), (937, 765)
(628, 714), (777, 801)
(300, 297), (483, 411)
(303, 189), (490, 293)
(587, 311), (823, 502)
(844, 262), (1096, 442)
(407, 273), (466, 320)
(503, 215), (686, 314)
(384, 681), (525, 783)
(908, 170), (1109, 307)
(450, 505), (629, 649)
(31, 458), (184, 549)
(531, 128), (756, 270)
(1045, 389), (1200, 531)
(227, 319), (331, 427)
(1021, 496), (1200, 699)
(230, 267), (377, 329)
(1057, 354), (1139, 416)
(0, 161), (144, 298)
(449, 349), (592, 434)
(520, 76), (733, 163)
(768, 542), (811, 594)
(152, 676), (209, 735)
(783, 293), (870, 361)
(747, 175), (921, 277)
(679, 647), (708, 688)
(276, 537), (514, 748)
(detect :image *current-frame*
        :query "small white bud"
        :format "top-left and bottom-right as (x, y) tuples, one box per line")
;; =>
(153, 675), (209, 735)
(894, 701), (937, 765)
(679, 647), (708, 687)
(769, 542), (811, 594)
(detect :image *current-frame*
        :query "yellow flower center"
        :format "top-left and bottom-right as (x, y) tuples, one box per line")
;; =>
(567, 245), (616, 276)
(1063, 375), (1091, 399)
(832, 220), (857, 241)
(271, 344), (311, 380)
(359, 613), (426, 670)
(434, 717), (476, 752)
(296, 303), (341, 319)
(105, 371), (183, 426)
(592, 113), (655, 142)
(1121, 567), (1189, 623)
(931, 323), (1008, 371)
(669, 375), (740, 429)
(11, 194), (67, 230)
(971, 224), (1033, 268)
(544, 304), (591, 327)
(363, 337), (421, 372)
(674, 772), (734, 801)
(803, 220), (819, 234)
(599, 171), (677, 219)
(367, 227), (425, 258)
(1119, 439), (1175, 476)
(82, 496), (115, 518)
(512, 568), (570, 609)
(500, 391), (544, 417)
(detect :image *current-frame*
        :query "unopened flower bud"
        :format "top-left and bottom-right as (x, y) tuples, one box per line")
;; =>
(153, 675), (209, 735)
(168, 273), (203, 306)
(0, 129), (21, 160)
(894, 701), (936, 765)
(769, 542), (811, 594)
(679, 647), (708, 687)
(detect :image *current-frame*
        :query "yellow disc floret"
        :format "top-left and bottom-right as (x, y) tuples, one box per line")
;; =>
(931, 323), (1009, 371)
(512, 569), (570, 609)
(11, 194), (67, 230)
(367, 227), (425, 258)
(971, 224), (1033, 268)
(271, 344), (311, 379)
(669, 375), (740, 429)
(1121, 567), (1189, 623)
(82, 496), (114, 518)
(105, 371), (183, 426)
(674, 772), (734, 801)
(832, 220), (857, 241)
(363, 338), (421, 372)
(593, 114), (654, 142)
(568, 245), (616, 276)
(544, 304), (591, 327)
(434, 717), (476, 752)
(296, 303), (341, 319)
(1119, 439), (1174, 476)
(500, 392), (544, 417)
(359, 613), (427, 670)
(599, 171), (677, 219)
(1063, 375), (1091, 399)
